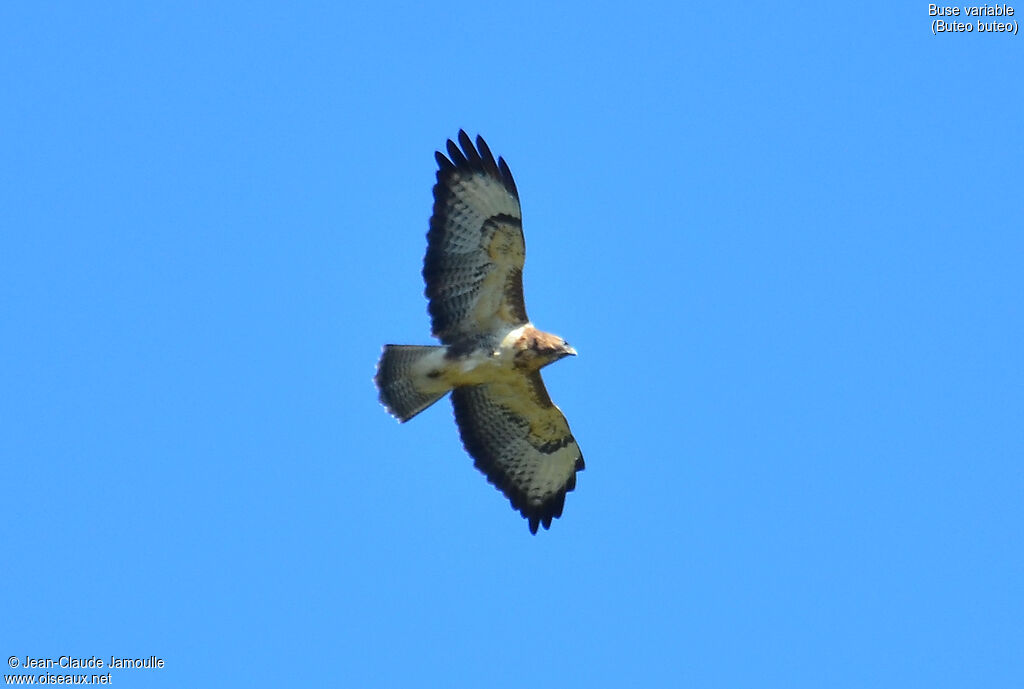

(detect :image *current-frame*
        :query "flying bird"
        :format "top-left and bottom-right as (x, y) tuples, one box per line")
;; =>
(375, 131), (584, 534)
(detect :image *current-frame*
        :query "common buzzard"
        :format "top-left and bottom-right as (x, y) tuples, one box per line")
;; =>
(375, 131), (584, 534)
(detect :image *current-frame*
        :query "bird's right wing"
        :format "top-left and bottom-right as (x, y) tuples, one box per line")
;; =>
(450, 371), (584, 533)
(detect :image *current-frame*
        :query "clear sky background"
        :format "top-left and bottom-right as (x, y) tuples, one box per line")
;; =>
(2, 3), (1021, 687)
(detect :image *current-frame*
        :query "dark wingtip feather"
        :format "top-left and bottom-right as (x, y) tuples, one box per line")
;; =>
(446, 138), (467, 166)
(432, 131), (519, 201)
(497, 156), (519, 198)
(458, 130), (482, 166)
(434, 150), (455, 172)
(553, 492), (566, 518)
(475, 135), (501, 179)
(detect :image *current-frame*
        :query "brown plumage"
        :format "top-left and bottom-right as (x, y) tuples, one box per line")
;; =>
(376, 131), (584, 534)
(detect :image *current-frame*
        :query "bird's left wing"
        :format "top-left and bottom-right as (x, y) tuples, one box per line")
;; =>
(451, 372), (584, 533)
(424, 131), (528, 344)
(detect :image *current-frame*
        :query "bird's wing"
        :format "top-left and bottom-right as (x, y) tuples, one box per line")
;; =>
(451, 371), (584, 533)
(424, 131), (528, 344)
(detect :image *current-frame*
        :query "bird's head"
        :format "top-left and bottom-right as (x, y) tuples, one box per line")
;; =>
(514, 327), (577, 369)
(556, 339), (577, 359)
(534, 332), (576, 365)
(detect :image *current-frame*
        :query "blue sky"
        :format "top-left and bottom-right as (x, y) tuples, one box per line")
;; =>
(2, 3), (1021, 687)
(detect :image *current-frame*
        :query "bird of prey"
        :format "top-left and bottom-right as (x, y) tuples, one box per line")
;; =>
(375, 131), (584, 534)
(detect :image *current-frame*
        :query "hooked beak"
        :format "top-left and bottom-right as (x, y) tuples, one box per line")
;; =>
(563, 345), (577, 357)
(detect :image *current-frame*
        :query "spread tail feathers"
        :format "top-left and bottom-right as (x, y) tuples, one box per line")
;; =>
(375, 345), (450, 422)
